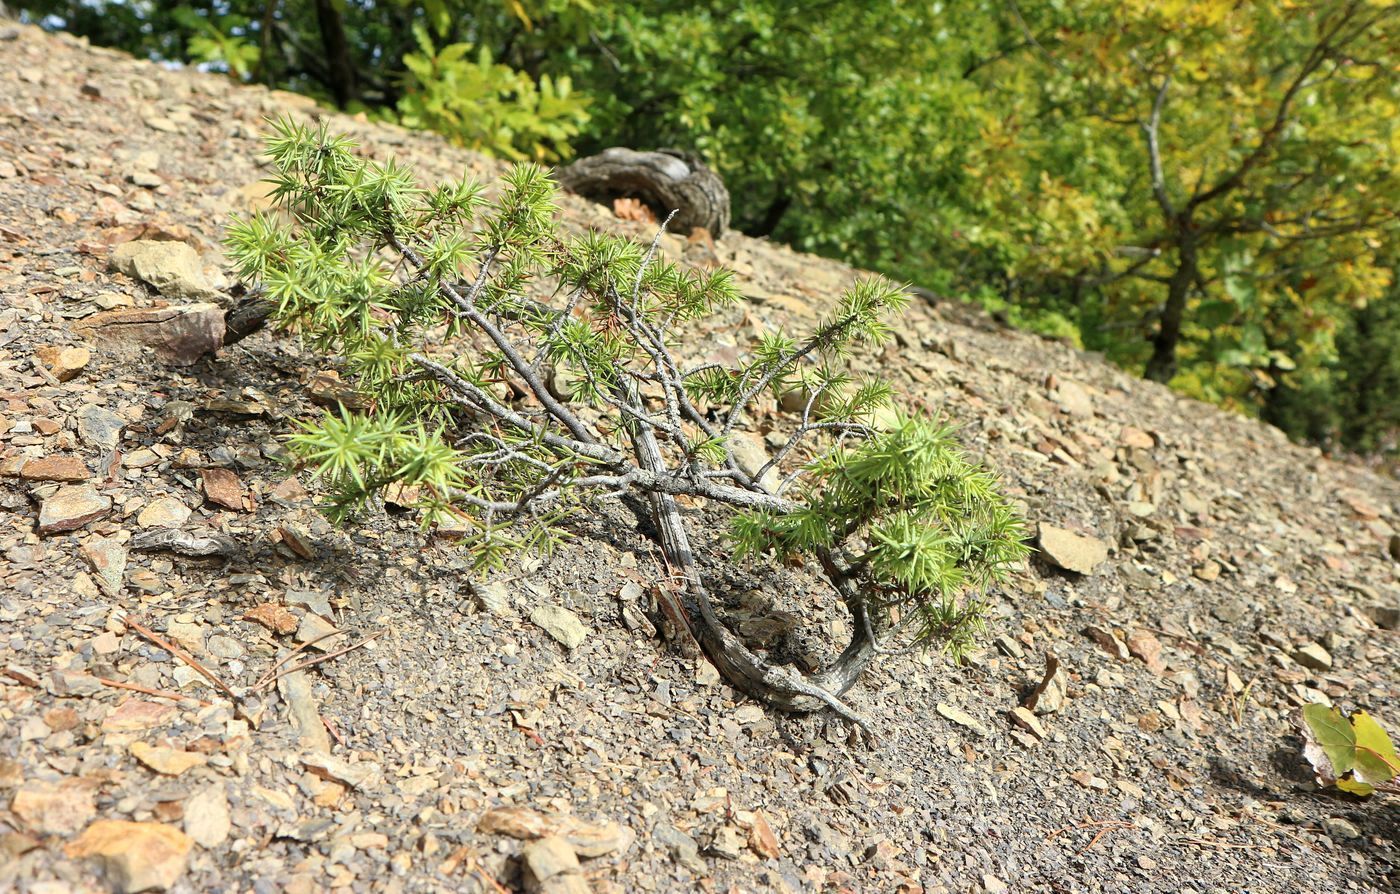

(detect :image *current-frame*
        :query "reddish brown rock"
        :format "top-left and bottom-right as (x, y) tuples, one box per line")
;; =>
(129, 742), (208, 777)
(1085, 625), (1131, 661)
(243, 603), (298, 635)
(20, 455), (90, 482)
(75, 303), (225, 366)
(11, 779), (97, 836)
(479, 806), (554, 839)
(0, 453), (27, 477)
(269, 477), (309, 503)
(306, 369), (368, 409)
(101, 700), (177, 733)
(276, 524), (317, 559)
(199, 467), (245, 510)
(35, 344), (91, 381)
(37, 484), (111, 534)
(44, 707), (80, 732)
(1126, 629), (1166, 675)
(67, 820), (193, 893)
(747, 810), (781, 859)
(1118, 425), (1156, 449)
(1009, 706), (1048, 739)
(301, 753), (382, 790)
(478, 807), (633, 858)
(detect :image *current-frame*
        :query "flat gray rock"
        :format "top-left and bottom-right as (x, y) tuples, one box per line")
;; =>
(1037, 523), (1109, 574)
(529, 605), (588, 649)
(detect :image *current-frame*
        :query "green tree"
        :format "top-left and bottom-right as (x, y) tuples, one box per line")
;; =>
(962, 0), (1400, 396)
(396, 21), (591, 162)
(226, 119), (1029, 730)
(1262, 283), (1400, 453)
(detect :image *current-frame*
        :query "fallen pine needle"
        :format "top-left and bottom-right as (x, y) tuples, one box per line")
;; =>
(1045, 819), (1136, 854)
(1178, 837), (1267, 850)
(124, 615), (239, 701)
(253, 628), (349, 690)
(439, 845), (471, 876)
(322, 715), (347, 748)
(256, 630), (384, 690)
(466, 855), (512, 894)
(96, 676), (212, 706)
(1242, 811), (1324, 855)
(1, 668), (39, 687)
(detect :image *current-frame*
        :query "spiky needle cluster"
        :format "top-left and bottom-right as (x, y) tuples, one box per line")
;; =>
(226, 118), (1029, 716)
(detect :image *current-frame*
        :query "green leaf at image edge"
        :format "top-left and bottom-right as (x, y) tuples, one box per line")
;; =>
(1335, 778), (1375, 797)
(1351, 711), (1400, 785)
(1303, 703), (1357, 776)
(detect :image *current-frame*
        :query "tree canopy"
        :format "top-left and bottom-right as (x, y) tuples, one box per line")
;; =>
(19, 0), (1400, 453)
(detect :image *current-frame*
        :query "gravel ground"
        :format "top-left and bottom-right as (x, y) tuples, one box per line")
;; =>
(2, 22), (1398, 894)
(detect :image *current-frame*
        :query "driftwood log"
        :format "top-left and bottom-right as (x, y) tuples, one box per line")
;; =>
(556, 147), (730, 236)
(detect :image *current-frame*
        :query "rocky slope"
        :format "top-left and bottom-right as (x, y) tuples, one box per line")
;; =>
(2, 22), (1398, 894)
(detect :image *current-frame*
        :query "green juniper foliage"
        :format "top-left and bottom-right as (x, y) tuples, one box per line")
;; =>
(731, 416), (1028, 654)
(226, 118), (1028, 706)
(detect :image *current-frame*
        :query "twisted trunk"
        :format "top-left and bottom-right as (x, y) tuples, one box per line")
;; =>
(223, 295), (275, 345)
(313, 0), (357, 109)
(628, 414), (876, 733)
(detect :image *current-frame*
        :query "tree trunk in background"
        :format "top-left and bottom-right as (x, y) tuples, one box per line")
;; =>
(1145, 238), (1197, 383)
(314, 0), (356, 109)
(749, 191), (791, 238)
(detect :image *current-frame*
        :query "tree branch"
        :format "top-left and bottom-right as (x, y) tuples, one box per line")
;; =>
(1140, 62), (1176, 219)
(390, 234), (599, 447)
(1188, 2), (1363, 210)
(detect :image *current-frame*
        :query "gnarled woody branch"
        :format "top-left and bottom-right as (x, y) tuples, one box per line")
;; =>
(232, 122), (1025, 739)
(390, 226), (884, 730)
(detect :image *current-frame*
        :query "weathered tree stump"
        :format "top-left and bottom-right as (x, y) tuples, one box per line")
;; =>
(556, 147), (730, 236)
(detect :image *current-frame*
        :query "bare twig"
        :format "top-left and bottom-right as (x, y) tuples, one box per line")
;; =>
(322, 714), (348, 748)
(256, 631), (385, 689)
(466, 854), (513, 894)
(1045, 819), (1136, 855)
(391, 234), (598, 446)
(95, 676), (213, 706)
(252, 628), (349, 690)
(124, 616), (240, 702)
